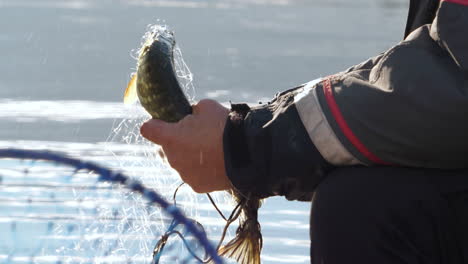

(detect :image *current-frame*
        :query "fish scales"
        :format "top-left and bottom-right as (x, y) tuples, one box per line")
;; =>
(136, 31), (192, 122)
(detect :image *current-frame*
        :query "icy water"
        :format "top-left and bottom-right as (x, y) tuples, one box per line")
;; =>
(0, 0), (408, 263)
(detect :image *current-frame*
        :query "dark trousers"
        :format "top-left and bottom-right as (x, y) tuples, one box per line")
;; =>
(310, 167), (468, 264)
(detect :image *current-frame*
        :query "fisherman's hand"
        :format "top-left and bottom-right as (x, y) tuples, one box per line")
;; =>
(140, 99), (231, 193)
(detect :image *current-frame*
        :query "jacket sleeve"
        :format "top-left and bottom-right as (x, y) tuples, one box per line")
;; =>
(223, 0), (468, 200)
(222, 85), (334, 201)
(309, 1), (468, 169)
(430, 0), (468, 74)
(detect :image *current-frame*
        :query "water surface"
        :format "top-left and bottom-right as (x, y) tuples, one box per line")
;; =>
(0, 0), (409, 262)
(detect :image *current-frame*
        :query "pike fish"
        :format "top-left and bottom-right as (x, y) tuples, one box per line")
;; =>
(124, 26), (263, 264)
(124, 27), (192, 122)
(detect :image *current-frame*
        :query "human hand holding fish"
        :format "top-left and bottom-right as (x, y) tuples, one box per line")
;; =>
(140, 100), (263, 264)
(127, 26), (263, 264)
(140, 99), (231, 193)
(123, 26), (231, 193)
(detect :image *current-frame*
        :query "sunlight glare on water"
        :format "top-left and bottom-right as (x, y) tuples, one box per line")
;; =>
(0, 0), (409, 262)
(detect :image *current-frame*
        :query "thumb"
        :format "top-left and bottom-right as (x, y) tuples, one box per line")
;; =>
(140, 119), (175, 144)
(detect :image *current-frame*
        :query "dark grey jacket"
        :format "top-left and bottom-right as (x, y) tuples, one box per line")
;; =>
(223, 0), (468, 200)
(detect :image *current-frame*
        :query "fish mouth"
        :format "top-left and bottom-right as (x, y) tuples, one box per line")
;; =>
(139, 25), (176, 59)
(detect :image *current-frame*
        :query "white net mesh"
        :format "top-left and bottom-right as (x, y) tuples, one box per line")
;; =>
(103, 24), (233, 262)
(0, 24), (233, 264)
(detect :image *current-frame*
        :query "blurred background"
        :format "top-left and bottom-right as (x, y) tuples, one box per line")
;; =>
(0, 0), (408, 263)
(0, 0), (407, 142)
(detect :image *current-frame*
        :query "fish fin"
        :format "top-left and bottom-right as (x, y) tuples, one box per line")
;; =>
(218, 235), (261, 264)
(218, 218), (262, 264)
(123, 74), (138, 104)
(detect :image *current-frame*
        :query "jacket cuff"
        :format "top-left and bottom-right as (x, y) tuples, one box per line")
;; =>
(223, 87), (332, 201)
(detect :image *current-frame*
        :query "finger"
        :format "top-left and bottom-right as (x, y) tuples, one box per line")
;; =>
(191, 102), (202, 115)
(192, 99), (216, 115)
(140, 119), (175, 144)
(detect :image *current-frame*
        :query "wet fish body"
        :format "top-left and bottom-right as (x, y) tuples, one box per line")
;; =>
(126, 29), (192, 122)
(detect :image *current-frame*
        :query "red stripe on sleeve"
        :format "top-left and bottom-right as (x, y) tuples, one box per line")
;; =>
(322, 78), (392, 165)
(443, 0), (468, 5)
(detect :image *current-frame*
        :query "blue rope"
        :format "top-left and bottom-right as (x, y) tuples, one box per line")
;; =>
(152, 220), (179, 263)
(0, 148), (223, 264)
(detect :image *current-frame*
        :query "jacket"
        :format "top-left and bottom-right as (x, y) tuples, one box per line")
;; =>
(223, 0), (468, 200)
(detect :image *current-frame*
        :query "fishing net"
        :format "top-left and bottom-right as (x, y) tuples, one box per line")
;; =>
(0, 149), (222, 264)
(103, 24), (235, 262)
(0, 24), (234, 264)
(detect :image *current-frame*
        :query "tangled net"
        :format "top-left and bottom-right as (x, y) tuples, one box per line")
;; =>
(103, 24), (234, 263)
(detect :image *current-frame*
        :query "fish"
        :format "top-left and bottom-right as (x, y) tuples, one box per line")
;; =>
(124, 26), (264, 263)
(124, 27), (192, 122)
